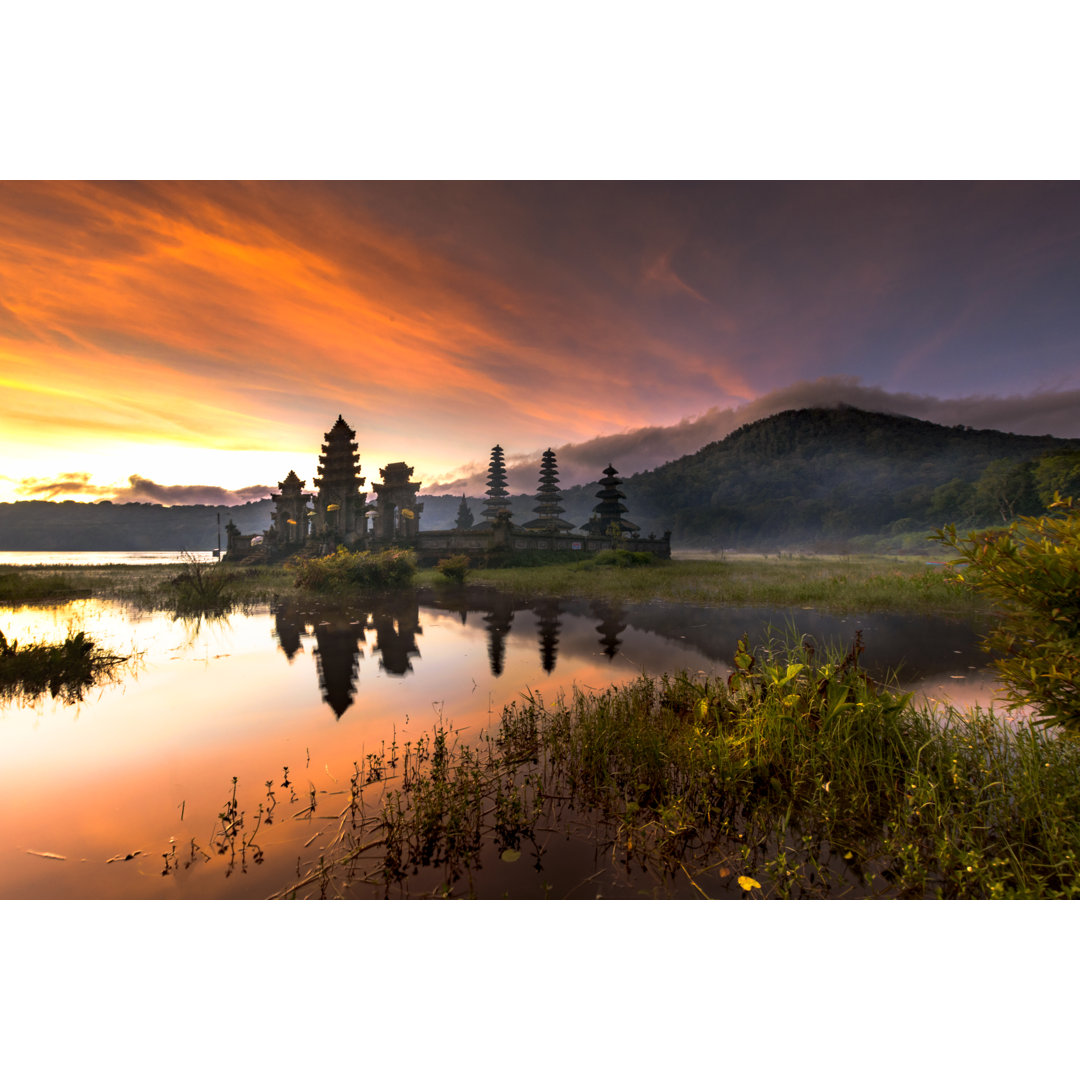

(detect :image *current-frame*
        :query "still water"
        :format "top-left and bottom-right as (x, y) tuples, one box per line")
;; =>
(0, 587), (999, 899)
(0, 551), (219, 566)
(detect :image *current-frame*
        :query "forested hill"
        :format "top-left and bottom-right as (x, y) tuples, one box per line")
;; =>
(0, 499), (273, 551)
(620, 405), (1080, 547)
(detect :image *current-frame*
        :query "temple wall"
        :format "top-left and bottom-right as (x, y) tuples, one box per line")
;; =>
(411, 528), (670, 563)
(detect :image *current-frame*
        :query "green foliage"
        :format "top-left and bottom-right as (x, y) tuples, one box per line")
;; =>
(435, 554), (471, 584)
(1033, 450), (1080, 506)
(580, 549), (657, 569)
(293, 546), (417, 591)
(934, 498), (1080, 731)
(971, 459), (1042, 523)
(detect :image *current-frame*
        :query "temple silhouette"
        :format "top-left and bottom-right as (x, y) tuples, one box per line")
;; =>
(230, 415), (670, 561)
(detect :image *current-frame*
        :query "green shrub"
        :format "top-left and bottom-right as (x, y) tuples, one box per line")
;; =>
(933, 496), (1080, 731)
(582, 549), (657, 569)
(294, 546), (417, 591)
(435, 555), (471, 584)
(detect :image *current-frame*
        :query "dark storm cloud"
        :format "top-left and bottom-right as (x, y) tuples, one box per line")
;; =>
(15, 472), (274, 506)
(122, 476), (275, 505)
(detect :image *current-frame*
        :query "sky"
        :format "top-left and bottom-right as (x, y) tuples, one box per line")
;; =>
(2, 180), (1080, 504)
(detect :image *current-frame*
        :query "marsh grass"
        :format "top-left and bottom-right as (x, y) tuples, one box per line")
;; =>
(164, 553), (239, 615)
(3, 554), (976, 615)
(174, 636), (1079, 899)
(457, 554), (979, 614)
(0, 627), (127, 704)
(0, 572), (91, 604)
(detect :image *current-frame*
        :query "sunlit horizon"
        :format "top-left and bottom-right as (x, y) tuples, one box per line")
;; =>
(4, 181), (1080, 506)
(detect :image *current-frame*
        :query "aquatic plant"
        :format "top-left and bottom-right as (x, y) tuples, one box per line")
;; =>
(165, 552), (237, 614)
(0, 627), (127, 703)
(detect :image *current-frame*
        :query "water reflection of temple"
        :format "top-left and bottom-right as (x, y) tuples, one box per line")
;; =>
(271, 593), (989, 715)
(271, 592), (641, 711)
(592, 601), (627, 660)
(274, 604), (304, 661)
(271, 596), (422, 718)
(534, 598), (562, 674)
(370, 595), (422, 675)
(314, 615), (366, 719)
(483, 594), (516, 677)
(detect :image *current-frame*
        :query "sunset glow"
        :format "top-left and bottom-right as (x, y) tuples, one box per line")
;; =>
(3, 181), (1080, 504)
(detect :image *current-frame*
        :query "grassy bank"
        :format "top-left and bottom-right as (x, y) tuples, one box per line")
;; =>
(1, 554), (978, 614)
(427, 553), (980, 614)
(259, 638), (1077, 899)
(0, 561), (298, 610)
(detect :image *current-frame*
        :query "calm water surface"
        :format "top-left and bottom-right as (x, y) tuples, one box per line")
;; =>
(0, 551), (219, 566)
(0, 586), (1002, 899)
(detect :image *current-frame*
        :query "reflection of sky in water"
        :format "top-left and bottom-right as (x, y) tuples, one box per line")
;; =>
(0, 594), (1006, 899)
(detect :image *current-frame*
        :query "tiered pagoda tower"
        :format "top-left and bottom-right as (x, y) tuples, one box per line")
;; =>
(455, 495), (474, 531)
(522, 448), (576, 532)
(480, 444), (512, 526)
(371, 461), (423, 543)
(270, 470), (311, 546)
(312, 415), (367, 544)
(582, 463), (640, 538)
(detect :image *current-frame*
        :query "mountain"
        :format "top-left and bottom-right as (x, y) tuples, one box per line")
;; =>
(618, 405), (1080, 547)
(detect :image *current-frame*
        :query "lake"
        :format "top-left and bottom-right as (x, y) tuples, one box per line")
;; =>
(0, 578), (1002, 899)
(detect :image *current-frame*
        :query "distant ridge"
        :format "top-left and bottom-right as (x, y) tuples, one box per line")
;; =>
(2, 407), (1078, 551)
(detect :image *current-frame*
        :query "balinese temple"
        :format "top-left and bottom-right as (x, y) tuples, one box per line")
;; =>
(582, 464), (640, 538)
(226, 417), (670, 561)
(371, 461), (423, 543)
(480, 444), (512, 526)
(521, 448), (576, 533)
(312, 415), (367, 544)
(270, 470), (311, 546)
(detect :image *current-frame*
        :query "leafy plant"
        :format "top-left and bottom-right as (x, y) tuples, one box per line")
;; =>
(576, 549), (657, 570)
(933, 496), (1080, 731)
(436, 554), (471, 584)
(293, 546), (417, 591)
